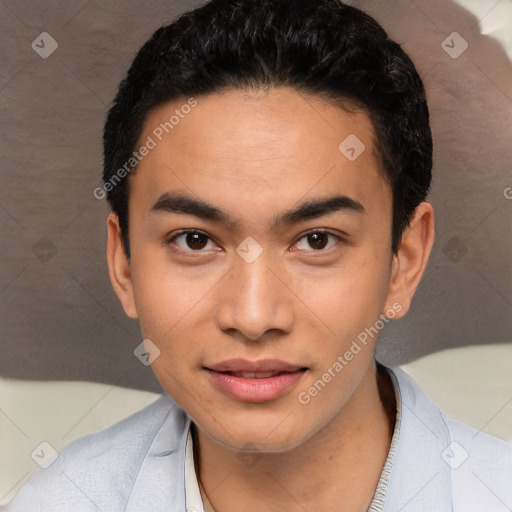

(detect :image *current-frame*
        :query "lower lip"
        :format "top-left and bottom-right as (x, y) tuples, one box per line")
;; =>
(207, 369), (306, 403)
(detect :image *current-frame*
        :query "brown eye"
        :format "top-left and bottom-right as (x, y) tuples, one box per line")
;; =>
(185, 231), (209, 250)
(294, 230), (341, 252)
(307, 232), (329, 250)
(168, 230), (217, 252)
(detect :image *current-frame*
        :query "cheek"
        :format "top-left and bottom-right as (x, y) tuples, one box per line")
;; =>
(129, 254), (218, 385)
(130, 249), (215, 338)
(299, 254), (390, 337)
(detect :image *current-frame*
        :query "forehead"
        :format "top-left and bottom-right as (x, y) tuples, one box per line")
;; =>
(130, 87), (390, 224)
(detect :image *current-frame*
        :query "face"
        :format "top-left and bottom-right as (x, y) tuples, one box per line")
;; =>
(108, 87), (422, 453)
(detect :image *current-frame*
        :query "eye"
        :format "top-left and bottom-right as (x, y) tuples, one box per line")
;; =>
(166, 229), (218, 252)
(293, 230), (341, 251)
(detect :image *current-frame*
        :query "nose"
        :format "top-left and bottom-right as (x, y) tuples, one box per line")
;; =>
(215, 251), (294, 342)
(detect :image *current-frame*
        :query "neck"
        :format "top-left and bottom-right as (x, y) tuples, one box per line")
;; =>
(193, 363), (396, 512)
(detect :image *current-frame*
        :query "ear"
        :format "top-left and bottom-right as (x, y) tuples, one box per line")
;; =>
(106, 212), (138, 319)
(384, 202), (435, 319)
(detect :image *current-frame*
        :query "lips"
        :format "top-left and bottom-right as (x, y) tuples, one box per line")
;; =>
(207, 358), (304, 373)
(226, 371), (283, 378)
(205, 359), (308, 403)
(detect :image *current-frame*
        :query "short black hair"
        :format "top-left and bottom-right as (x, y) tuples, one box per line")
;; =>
(103, 0), (432, 258)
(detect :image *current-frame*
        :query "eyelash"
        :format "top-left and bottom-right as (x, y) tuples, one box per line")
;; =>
(165, 229), (343, 254)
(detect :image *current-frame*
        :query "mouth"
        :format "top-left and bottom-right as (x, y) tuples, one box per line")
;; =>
(221, 370), (295, 378)
(204, 359), (308, 403)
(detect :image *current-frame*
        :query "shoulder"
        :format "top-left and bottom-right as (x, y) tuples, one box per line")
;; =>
(443, 415), (512, 510)
(444, 414), (512, 463)
(3, 393), (187, 512)
(387, 366), (512, 511)
(394, 365), (512, 465)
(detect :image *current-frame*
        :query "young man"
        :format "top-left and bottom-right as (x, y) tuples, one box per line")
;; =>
(5, 0), (512, 511)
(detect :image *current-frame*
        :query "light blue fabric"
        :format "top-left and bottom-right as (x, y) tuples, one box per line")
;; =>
(3, 367), (512, 512)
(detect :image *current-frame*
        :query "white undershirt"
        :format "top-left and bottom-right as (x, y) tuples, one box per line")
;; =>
(184, 429), (205, 512)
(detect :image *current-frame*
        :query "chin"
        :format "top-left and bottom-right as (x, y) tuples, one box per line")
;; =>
(195, 408), (317, 454)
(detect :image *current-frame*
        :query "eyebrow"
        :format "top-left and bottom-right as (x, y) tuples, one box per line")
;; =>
(150, 192), (365, 229)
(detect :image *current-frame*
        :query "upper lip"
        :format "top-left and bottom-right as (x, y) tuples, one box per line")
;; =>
(206, 359), (306, 373)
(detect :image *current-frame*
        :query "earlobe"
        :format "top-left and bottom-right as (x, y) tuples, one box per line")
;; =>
(106, 213), (138, 319)
(384, 202), (435, 318)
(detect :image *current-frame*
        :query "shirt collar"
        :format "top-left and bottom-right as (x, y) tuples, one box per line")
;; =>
(367, 364), (403, 512)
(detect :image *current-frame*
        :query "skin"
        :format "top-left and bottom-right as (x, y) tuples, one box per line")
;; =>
(107, 87), (435, 512)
